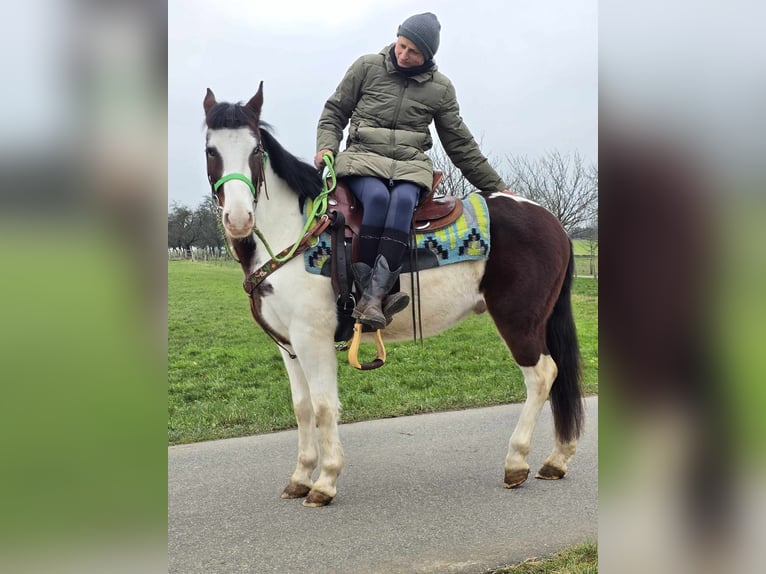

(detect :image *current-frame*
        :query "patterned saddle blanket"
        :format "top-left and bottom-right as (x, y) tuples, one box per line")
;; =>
(304, 193), (490, 275)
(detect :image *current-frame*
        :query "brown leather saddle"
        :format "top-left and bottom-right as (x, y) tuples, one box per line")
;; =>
(326, 172), (463, 255)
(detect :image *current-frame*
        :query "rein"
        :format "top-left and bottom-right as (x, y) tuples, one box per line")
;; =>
(213, 152), (337, 274)
(243, 215), (332, 291)
(252, 153), (334, 265)
(243, 153), (336, 289)
(214, 152), (388, 370)
(213, 152), (337, 360)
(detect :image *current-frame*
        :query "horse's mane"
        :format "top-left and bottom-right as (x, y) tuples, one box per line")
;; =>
(259, 128), (323, 204)
(206, 102), (323, 204)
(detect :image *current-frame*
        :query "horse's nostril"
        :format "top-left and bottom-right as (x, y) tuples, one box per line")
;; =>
(222, 210), (252, 231)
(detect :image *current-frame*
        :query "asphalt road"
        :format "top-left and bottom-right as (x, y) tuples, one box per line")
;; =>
(169, 396), (597, 573)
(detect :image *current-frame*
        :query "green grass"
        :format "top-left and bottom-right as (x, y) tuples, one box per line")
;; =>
(572, 239), (597, 256)
(168, 260), (598, 444)
(572, 240), (598, 277)
(487, 543), (597, 573)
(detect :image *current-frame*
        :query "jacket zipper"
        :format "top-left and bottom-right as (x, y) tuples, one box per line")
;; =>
(388, 77), (409, 187)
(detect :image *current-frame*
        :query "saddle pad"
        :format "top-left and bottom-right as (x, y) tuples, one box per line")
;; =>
(304, 193), (490, 274)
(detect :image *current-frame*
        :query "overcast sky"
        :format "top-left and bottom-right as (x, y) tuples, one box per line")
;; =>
(169, 0), (597, 207)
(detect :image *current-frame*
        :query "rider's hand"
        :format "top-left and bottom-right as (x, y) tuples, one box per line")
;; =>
(314, 149), (333, 169)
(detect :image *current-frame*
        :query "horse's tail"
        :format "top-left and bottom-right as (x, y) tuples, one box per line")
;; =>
(546, 242), (585, 443)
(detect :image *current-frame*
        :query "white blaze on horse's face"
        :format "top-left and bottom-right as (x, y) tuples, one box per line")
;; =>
(207, 127), (259, 238)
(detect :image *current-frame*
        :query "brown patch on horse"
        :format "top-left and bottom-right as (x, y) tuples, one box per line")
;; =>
(246, 285), (293, 348)
(230, 236), (289, 346)
(245, 81), (264, 116)
(203, 88), (217, 115)
(480, 197), (570, 366)
(231, 235), (256, 265)
(503, 468), (530, 489)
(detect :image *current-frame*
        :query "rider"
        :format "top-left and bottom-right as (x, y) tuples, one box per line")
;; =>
(315, 12), (510, 330)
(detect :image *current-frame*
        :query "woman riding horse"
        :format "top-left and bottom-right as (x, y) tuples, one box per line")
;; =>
(315, 12), (512, 330)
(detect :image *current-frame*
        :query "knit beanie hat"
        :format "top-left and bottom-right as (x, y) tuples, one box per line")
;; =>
(397, 12), (441, 61)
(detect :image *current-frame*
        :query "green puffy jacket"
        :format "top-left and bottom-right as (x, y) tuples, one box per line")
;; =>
(317, 45), (506, 193)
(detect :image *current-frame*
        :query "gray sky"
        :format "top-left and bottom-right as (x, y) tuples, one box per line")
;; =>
(169, 0), (597, 207)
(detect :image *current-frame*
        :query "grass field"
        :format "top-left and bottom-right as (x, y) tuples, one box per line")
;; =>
(572, 239), (598, 277)
(168, 260), (597, 444)
(572, 239), (597, 256)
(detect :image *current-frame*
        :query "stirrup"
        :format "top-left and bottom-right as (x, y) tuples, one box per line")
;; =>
(347, 322), (386, 370)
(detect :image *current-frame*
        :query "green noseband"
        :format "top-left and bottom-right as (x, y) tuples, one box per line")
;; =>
(213, 172), (256, 196)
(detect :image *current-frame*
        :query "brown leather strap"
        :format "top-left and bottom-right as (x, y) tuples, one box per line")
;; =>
(244, 214), (331, 291)
(241, 214), (332, 360)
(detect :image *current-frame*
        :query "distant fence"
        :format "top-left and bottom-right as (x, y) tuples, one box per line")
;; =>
(573, 254), (598, 278)
(168, 247), (230, 261)
(169, 247), (599, 278)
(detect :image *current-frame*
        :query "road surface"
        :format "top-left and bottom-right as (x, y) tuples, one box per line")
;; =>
(169, 396), (597, 573)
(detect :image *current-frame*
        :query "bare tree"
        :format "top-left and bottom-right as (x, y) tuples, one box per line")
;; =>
(427, 139), (502, 198)
(194, 195), (225, 252)
(505, 151), (598, 235)
(168, 197), (227, 258)
(168, 202), (200, 257)
(428, 142), (598, 239)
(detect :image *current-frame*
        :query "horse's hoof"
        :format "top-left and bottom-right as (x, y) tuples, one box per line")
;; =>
(503, 468), (530, 489)
(535, 463), (566, 480)
(302, 489), (334, 507)
(281, 483), (311, 499)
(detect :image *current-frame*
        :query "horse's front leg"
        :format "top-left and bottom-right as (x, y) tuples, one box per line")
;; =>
(291, 331), (344, 507)
(280, 348), (318, 499)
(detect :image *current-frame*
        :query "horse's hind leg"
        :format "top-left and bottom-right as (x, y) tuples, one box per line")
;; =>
(503, 345), (559, 488)
(483, 198), (582, 487)
(280, 349), (318, 499)
(491, 317), (578, 487)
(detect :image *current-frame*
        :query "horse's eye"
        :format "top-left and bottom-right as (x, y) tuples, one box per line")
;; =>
(206, 147), (218, 158)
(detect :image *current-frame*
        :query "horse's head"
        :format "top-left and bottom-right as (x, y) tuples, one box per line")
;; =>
(203, 83), (265, 238)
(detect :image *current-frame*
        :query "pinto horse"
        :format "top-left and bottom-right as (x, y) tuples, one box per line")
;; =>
(202, 83), (584, 507)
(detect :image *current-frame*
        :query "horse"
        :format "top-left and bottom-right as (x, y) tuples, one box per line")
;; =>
(202, 83), (584, 507)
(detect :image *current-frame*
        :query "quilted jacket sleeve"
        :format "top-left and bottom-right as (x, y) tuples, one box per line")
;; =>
(317, 57), (366, 154)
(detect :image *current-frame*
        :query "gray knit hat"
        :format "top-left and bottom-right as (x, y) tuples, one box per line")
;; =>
(397, 12), (441, 61)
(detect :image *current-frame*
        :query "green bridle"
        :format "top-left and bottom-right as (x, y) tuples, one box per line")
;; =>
(213, 152), (336, 264)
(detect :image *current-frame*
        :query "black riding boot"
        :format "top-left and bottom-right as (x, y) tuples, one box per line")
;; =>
(352, 255), (409, 330)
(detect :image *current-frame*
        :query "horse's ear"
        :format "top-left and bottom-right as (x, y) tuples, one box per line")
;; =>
(204, 88), (217, 115)
(246, 81), (264, 115)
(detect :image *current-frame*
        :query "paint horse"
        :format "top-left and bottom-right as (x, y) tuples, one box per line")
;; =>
(203, 83), (584, 507)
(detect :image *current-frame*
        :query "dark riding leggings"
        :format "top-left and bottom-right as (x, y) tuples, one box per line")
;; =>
(347, 176), (420, 268)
